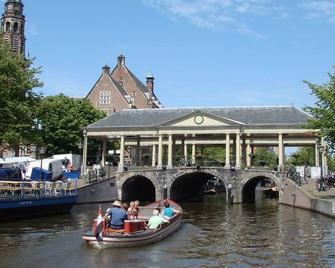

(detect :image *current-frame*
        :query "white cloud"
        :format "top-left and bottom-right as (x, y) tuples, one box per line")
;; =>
(142, 0), (287, 38)
(302, 0), (335, 24)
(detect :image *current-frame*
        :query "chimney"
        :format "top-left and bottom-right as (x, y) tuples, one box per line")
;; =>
(146, 72), (154, 92)
(117, 54), (125, 66)
(102, 65), (110, 75)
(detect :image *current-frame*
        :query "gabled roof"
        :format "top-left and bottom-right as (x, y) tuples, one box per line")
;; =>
(86, 106), (311, 129)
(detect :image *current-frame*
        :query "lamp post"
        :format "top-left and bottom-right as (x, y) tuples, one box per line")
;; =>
(39, 147), (45, 181)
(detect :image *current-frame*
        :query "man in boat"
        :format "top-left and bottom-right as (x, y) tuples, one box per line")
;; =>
(147, 208), (168, 229)
(105, 200), (128, 230)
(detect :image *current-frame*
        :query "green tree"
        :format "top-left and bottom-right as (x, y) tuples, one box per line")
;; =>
(250, 147), (278, 168)
(286, 147), (315, 166)
(38, 94), (105, 156)
(0, 40), (43, 155)
(304, 67), (335, 151)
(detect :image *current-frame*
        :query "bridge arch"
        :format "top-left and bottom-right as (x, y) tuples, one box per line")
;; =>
(239, 172), (282, 203)
(169, 170), (227, 201)
(119, 173), (158, 202)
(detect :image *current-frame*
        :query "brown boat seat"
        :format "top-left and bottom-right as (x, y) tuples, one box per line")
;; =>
(105, 228), (125, 233)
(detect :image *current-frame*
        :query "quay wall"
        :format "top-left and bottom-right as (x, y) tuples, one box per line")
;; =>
(280, 179), (335, 218)
(76, 178), (118, 204)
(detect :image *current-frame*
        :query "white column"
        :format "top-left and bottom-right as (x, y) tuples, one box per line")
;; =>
(184, 143), (188, 161)
(225, 134), (230, 169)
(246, 139), (251, 167)
(118, 135), (125, 172)
(191, 144), (196, 165)
(152, 144), (156, 167)
(157, 134), (163, 169)
(315, 143), (320, 167)
(167, 134), (173, 169)
(82, 133), (88, 174)
(278, 134), (284, 170)
(235, 134), (241, 169)
(136, 135), (141, 166)
(321, 137), (328, 175)
(101, 139), (107, 167)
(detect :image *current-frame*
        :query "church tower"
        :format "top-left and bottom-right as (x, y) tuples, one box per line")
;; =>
(1, 0), (25, 55)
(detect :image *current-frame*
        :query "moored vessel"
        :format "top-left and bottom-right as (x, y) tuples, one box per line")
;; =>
(0, 180), (78, 221)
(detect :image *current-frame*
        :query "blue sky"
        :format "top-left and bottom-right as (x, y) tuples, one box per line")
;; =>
(2, 0), (335, 108)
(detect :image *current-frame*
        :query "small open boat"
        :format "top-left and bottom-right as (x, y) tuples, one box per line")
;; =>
(82, 199), (182, 248)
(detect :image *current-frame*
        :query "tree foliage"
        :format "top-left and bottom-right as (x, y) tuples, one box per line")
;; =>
(38, 94), (105, 156)
(250, 147), (278, 168)
(304, 67), (335, 151)
(0, 39), (43, 154)
(286, 147), (315, 166)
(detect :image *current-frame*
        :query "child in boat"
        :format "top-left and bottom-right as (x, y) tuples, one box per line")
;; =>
(147, 208), (168, 229)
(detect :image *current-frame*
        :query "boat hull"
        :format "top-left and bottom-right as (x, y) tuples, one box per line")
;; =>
(82, 200), (182, 248)
(0, 195), (77, 221)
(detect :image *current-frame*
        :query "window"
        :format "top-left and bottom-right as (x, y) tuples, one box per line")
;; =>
(5, 22), (10, 32)
(99, 91), (111, 105)
(13, 22), (18, 33)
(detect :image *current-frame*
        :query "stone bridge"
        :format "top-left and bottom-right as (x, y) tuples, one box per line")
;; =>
(114, 167), (287, 203)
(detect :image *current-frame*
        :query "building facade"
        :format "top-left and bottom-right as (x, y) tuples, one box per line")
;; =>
(0, 0), (25, 55)
(86, 55), (162, 115)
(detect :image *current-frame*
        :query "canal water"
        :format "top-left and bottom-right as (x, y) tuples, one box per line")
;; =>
(1, 196), (335, 268)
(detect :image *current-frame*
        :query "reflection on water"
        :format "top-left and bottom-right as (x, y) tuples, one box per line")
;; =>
(1, 196), (335, 268)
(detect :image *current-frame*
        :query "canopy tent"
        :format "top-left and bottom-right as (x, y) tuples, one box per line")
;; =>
(1, 157), (35, 165)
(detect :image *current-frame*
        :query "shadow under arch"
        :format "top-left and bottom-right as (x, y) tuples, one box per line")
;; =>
(242, 176), (279, 203)
(170, 172), (226, 202)
(122, 175), (155, 202)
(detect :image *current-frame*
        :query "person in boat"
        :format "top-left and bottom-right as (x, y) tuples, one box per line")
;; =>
(134, 200), (140, 217)
(127, 201), (137, 218)
(105, 200), (128, 230)
(147, 208), (169, 229)
(162, 202), (178, 219)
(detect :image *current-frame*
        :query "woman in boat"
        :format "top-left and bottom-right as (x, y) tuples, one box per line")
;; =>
(127, 201), (137, 218)
(162, 201), (178, 219)
(133, 200), (140, 217)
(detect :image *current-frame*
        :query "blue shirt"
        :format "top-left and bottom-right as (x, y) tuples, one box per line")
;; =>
(108, 207), (128, 229)
(163, 207), (174, 218)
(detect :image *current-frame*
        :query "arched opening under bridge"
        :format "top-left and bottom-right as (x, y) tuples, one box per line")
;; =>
(122, 176), (155, 202)
(170, 172), (226, 202)
(242, 176), (279, 203)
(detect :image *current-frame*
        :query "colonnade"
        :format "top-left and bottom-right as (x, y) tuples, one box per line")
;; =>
(82, 132), (327, 173)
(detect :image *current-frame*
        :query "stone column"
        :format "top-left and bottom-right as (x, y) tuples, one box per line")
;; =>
(184, 143), (188, 162)
(82, 133), (88, 174)
(152, 144), (156, 167)
(321, 137), (328, 176)
(118, 135), (125, 172)
(101, 139), (107, 167)
(167, 134), (173, 169)
(235, 134), (241, 169)
(191, 144), (196, 165)
(278, 134), (284, 170)
(315, 143), (320, 167)
(225, 134), (230, 169)
(246, 139), (251, 167)
(157, 134), (163, 169)
(136, 135), (141, 166)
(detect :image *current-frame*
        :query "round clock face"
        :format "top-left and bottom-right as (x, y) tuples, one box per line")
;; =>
(194, 115), (204, 125)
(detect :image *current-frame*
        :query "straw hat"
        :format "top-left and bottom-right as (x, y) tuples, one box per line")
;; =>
(112, 200), (122, 207)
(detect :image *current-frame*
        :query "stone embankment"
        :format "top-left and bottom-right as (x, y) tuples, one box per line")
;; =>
(280, 178), (335, 218)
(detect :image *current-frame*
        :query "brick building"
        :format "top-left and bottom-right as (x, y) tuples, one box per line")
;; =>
(86, 55), (162, 115)
(0, 0), (25, 55)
